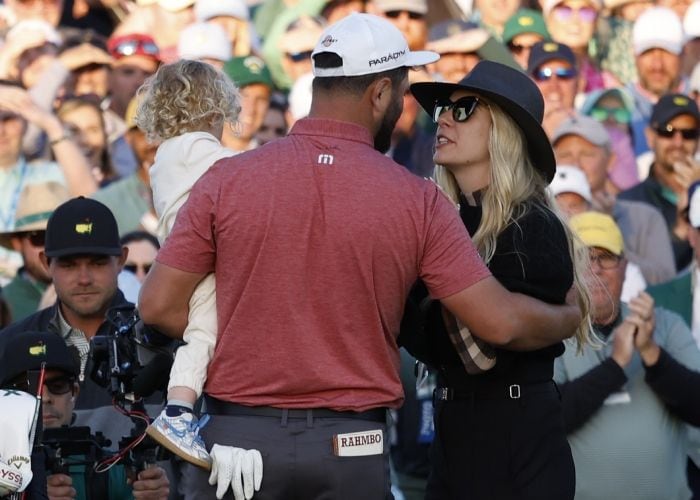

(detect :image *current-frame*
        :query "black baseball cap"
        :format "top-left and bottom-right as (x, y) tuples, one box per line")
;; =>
(0, 332), (80, 386)
(650, 93), (700, 129)
(44, 197), (122, 258)
(527, 41), (576, 74)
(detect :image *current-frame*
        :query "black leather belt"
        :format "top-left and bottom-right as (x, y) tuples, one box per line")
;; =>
(434, 380), (557, 402)
(205, 396), (388, 423)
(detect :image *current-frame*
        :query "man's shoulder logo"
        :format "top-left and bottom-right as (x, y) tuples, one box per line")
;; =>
(321, 35), (337, 47)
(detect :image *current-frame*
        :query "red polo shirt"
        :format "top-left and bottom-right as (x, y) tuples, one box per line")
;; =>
(157, 118), (489, 411)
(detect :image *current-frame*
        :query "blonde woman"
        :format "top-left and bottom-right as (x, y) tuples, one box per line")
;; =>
(410, 60), (591, 499)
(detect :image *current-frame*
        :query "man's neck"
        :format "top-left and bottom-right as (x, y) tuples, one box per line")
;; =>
(59, 303), (105, 339)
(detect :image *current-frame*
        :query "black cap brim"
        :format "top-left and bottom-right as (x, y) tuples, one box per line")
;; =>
(45, 246), (123, 258)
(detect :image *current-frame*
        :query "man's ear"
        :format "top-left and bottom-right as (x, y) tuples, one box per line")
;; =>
(117, 246), (129, 268)
(39, 251), (50, 272)
(9, 235), (21, 253)
(369, 77), (393, 119)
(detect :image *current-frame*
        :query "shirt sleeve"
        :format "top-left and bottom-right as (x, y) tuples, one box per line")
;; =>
(419, 186), (491, 299)
(155, 167), (219, 274)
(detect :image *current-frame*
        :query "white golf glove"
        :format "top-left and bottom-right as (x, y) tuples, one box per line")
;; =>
(0, 389), (37, 493)
(208, 444), (263, 500)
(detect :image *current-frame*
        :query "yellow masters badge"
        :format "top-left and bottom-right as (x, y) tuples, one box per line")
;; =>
(75, 222), (92, 234)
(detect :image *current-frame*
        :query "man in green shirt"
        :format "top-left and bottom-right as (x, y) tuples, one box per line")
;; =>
(0, 182), (67, 321)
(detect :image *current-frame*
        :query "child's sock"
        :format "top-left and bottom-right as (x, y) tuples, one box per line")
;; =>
(165, 400), (194, 417)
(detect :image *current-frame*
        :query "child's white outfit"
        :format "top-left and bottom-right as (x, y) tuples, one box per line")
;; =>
(146, 131), (233, 468)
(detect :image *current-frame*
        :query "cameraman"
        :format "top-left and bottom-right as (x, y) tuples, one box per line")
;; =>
(0, 197), (167, 446)
(1, 331), (170, 500)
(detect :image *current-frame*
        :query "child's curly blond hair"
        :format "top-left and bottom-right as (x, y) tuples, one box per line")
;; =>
(135, 59), (241, 142)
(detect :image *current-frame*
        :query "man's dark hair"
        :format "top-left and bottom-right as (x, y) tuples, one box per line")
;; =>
(311, 52), (408, 95)
(120, 230), (160, 249)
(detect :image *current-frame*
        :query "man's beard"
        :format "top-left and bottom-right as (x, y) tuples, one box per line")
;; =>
(374, 95), (403, 154)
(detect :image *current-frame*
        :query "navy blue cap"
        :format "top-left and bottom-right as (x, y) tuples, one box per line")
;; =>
(527, 41), (576, 74)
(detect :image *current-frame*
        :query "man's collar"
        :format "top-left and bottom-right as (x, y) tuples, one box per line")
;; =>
(289, 118), (374, 147)
(54, 289), (129, 337)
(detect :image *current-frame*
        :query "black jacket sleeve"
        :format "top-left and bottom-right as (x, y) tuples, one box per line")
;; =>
(644, 347), (700, 426)
(559, 358), (628, 434)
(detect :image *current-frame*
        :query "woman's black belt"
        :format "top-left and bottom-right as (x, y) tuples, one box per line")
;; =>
(434, 380), (557, 402)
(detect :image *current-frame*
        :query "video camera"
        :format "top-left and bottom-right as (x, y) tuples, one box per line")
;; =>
(43, 426), (109, 475)
(88, 304), (173, 403)
(86, 305), (174, 474)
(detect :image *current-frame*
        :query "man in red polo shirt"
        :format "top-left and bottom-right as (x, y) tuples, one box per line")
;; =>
(139, 13), (581, 499)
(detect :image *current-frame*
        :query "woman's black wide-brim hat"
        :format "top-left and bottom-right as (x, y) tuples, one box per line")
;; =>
(411, 60), (555, 183)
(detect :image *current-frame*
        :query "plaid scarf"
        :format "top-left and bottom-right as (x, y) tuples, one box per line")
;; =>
(441, 305), (496, 374)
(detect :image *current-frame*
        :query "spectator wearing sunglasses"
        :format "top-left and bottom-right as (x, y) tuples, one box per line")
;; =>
(543, 0), (611, 92)
(502, 9), (551, 70)
(552, 115), (676, 286)
(409, 60), (592, 499)
(371, 0), (428, 51)
(527, 40), (579, 138)
(619, 93), (700, 271)
(105, 33), (161, 142)
(0, 182), (68, 322)
(0, 331), (171, 500)
(279, 16), (325, 89)
(111, 0), (196, 64)
(580, 87), (640, 190)
(120, 231), (159, 284)
(626, 7), (689, 157)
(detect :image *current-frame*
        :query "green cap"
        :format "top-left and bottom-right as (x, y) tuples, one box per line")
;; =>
(502, 9), (550, 45)
(223, 55), (274, 89)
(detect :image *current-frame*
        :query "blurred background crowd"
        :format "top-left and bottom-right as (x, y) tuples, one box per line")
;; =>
(0, 0), (698, 498)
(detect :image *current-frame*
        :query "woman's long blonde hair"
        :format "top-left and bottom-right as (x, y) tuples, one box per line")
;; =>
(435, 101), (593, 351)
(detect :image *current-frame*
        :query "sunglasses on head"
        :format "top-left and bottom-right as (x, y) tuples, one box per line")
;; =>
(533, 66), (577, 82)
(287, 50), (313, 63)
(384, 9), (424, 20)
(111, 39), (159, 58)
(124, 263), (152, 275)
(432, 96), (480, 123)
(655, 124), (700, 140)
(552, 4), (597, 22)
(590, 106), (631, 124)
(19, 230), (46, 247)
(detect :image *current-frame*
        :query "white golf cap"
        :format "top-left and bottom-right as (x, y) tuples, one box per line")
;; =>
(311, 13), (438, 77)
(550, 165), (592, 202)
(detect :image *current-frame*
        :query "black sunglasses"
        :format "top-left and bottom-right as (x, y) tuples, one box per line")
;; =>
(655, 124), (700, 141)
(432, 96), (480, 123)
(507, 42), (535, 55)
(385, 9), (424, 20)
(287, 50), (313, 63)
(6, 374), (75, 395)
(19, 230), (46, 247)
(124, 263), (152, 275)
